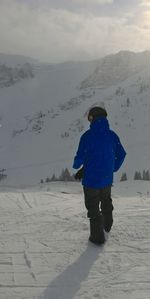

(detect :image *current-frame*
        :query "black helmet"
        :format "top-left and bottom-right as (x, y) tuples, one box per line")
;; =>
(88, 106), (107, 122)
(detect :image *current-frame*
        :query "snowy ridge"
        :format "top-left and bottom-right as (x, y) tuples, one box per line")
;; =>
(0, 53), (37, 66)
(80, 50), (150, 88)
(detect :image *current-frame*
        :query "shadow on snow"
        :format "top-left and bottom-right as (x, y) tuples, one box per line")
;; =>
(40, 243), (104, 299)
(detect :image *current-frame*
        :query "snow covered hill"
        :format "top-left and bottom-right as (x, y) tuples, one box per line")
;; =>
(0, 53), (37, 66)
(0, 51), (150, 186)
(0, 181), (150, 299)
(0, 63), (34, 88)
(81, 50), (150, 88)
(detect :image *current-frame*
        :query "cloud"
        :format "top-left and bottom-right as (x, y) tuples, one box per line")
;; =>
(0, 0), (149, 63)
(140, 0), (150, 6)
(72, 0), (113, 4)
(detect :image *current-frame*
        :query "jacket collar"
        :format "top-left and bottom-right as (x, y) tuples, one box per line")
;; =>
(90, 116), (109, 131)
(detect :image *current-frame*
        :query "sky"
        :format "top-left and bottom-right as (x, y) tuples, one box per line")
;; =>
(0, 0), (150, 63)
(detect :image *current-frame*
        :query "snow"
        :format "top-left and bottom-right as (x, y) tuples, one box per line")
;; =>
(0, 51), (150, 298)
(1, 51), (150, 186)
(0, 56), (96, 186)
(0, 180), (150, 299)
(0, 53), (37, 67)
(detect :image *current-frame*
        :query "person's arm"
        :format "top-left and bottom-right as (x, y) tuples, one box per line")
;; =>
(73, 134), (86, 169)
(113, 134), (126, 172)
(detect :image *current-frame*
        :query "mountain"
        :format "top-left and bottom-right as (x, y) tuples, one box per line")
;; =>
(0, 53), (37, 66)
(0, 51), (150, 186)
(81, 50), (150, 88)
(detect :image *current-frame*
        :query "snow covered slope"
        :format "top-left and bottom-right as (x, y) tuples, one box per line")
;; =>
(81, 50), (150, 88)
(0, 53), (37, 66)
(0, 181), (150, 299)
(0, 51), (150, 186)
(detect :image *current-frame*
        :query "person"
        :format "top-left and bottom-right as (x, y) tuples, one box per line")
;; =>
(73, 106), (126, 245)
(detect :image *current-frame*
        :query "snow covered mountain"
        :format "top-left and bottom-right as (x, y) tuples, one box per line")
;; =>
(81, 50), (150, 88)
(0, 53), (37, 66)
(0, 51), (150, 186)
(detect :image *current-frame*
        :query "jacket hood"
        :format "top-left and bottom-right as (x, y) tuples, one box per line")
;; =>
(90, 116), (109, 132)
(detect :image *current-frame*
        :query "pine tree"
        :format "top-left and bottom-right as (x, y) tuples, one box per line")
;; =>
(50, 173), (57, 181)
(146, 170), (150, 180)
(134, 171), (142, 180)
(134, 171), (138, 180)
(45, 177), (50, 183)
(59, 168), (73, 181)
(64, 168), (71, 181)
(0, 169), (7, 182)
(143, 170), (146, 180)
(143, 170), (150, 181)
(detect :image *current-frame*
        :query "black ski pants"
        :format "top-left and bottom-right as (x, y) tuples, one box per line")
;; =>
(83, 186), (114, 232)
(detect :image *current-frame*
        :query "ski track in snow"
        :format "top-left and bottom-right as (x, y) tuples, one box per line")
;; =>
(0, 182), (150, 299)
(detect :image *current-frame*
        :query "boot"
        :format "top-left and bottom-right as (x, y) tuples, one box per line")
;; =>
(89, 215), (105, 245)
(103, 213), (113, 233)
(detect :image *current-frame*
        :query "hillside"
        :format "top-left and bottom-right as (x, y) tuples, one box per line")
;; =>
(81, 50), (150, 88)
(0, 51), (150, 186)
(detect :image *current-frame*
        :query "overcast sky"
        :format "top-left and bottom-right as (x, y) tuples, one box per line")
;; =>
(0, 0), (150, 63)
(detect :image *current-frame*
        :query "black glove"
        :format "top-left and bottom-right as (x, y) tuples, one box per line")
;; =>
(74, 167), (84, 180)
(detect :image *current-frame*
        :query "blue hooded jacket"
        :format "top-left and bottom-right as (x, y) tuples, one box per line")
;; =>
(73, 116), (126, 188)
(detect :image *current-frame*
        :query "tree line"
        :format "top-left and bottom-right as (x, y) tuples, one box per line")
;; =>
(41, 168), (150, 184)
(40, 168), (75, 184)
(120, 170), (150, 181)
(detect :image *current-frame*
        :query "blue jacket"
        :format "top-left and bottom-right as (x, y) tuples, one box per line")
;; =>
(73, 117), (126, 188)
